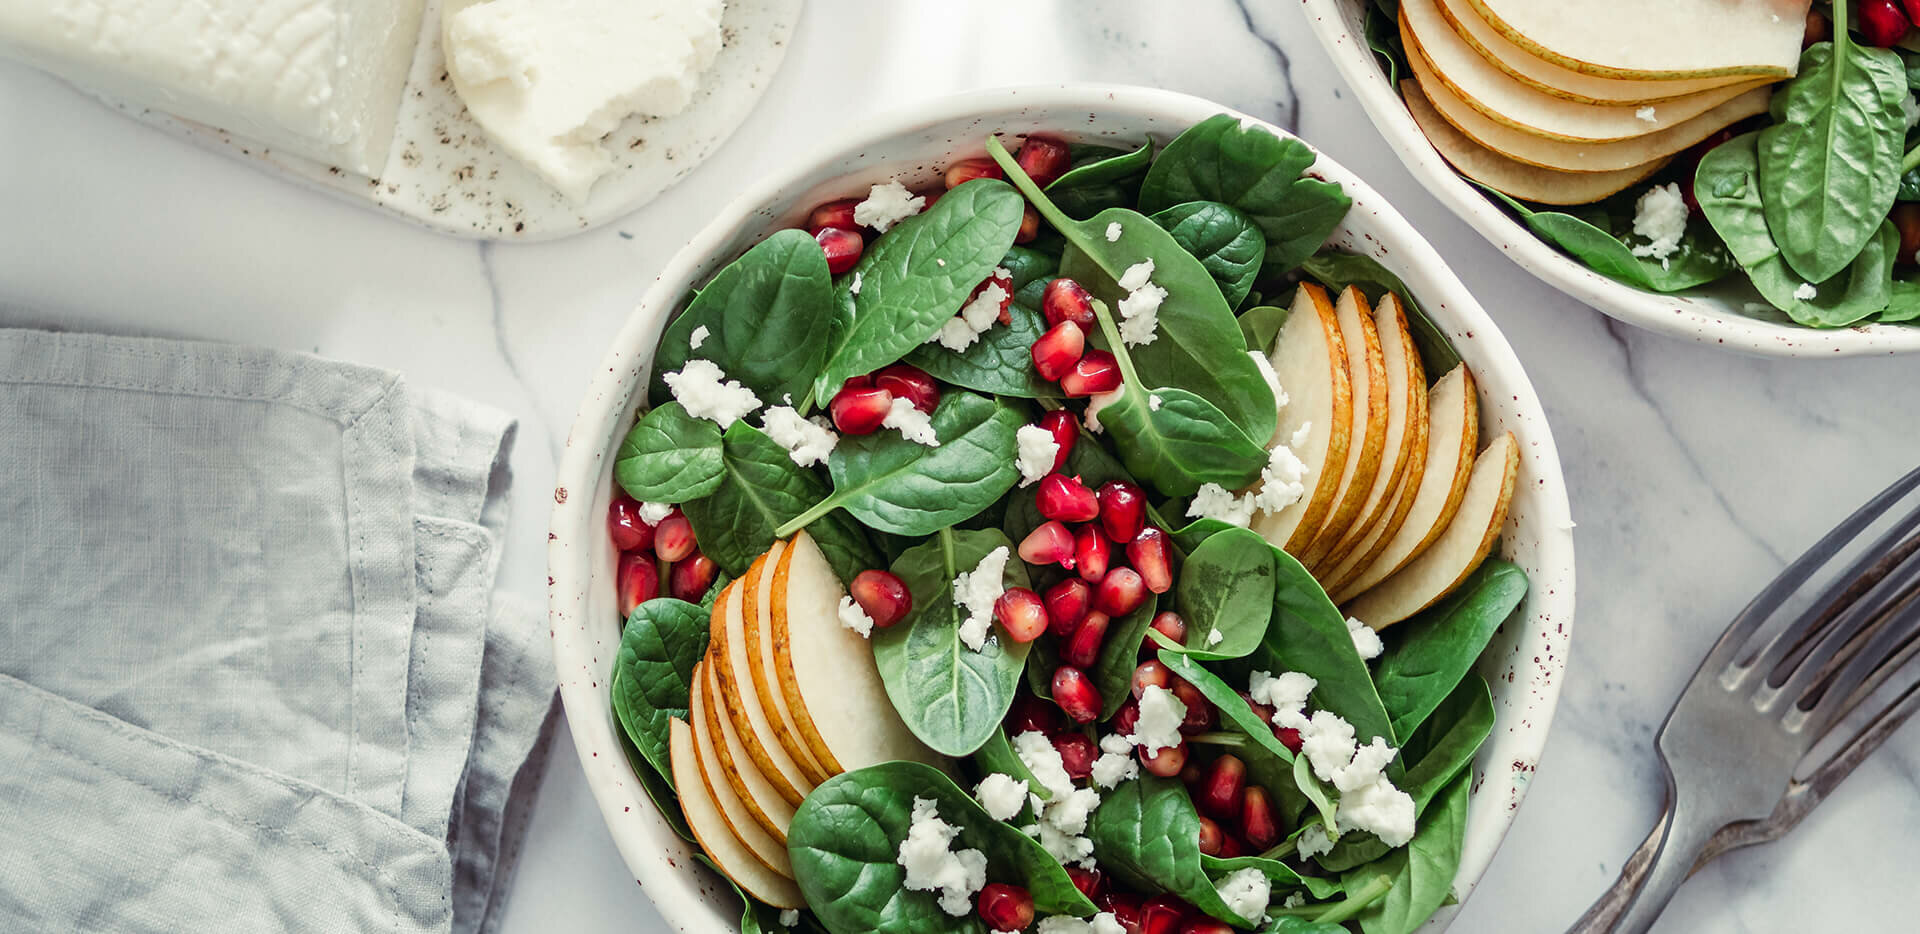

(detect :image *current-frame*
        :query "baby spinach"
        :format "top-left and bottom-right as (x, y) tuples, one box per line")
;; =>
(1479, 187), (1737, 294)
(612, 706), (694, 843)
(1266, 919), (1353, 934)
(610, 597), (710, 787)
(1154, 641), (1313, 822)
(1371, 559), (1527, 741)
(682, 420), (879, 581)
(1170, 527), (1276, 661)
(1238, 303), (1288, 354)
(904, 303), (1064, 398)
(1047, 139), (1154, 219)
(1237, 547), (1397, 749)
(788, 762), (1098, 934)
(971, 725), (1050, 803)
(1398, 676), (1495, 812)
(1151, 201), (1267, 309)
(1086, 776), (1268, 926)
(872, 529), (1034, 756)
(649, 228), (839, 410)
(1139, 113), (1353, 273)
(1348, 769), (1469, 934)
(778, 391), (1023, 538)
(1092, 597), (1163, 718)
(613, 402), (725, 503)
(1000, 246), (1059, 293)
(1297, 252), (1459, 380)
(813, 180), (1026, 402)
(1885, 279), (1920, 323)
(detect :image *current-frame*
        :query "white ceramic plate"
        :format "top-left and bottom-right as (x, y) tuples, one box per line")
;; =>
(547, 85), (1577, 931)
(92, 0), (799, 240)
(1299, 0), (1920, 357)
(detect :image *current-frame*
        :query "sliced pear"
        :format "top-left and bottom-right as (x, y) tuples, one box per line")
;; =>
(741, 539), (834, 785)
(1434, 0), (1756, 105)
(1464, 0), (1808, 81)
(1344, 431), (1520, 628)
(700, 660), (797, 843)
(1401, 0), (1769, 144)
(1402, 81), (1667, 205)
(773, 530), (942, 773)
(709, 568), (814, 807)
(1317, 293), (1426, 575)
(1251, 283), (1353, 556)
(669, 717), (805, 909)
(1408, 39), (1774, 173)
(686, 660), (793, 878)
(1298, 287), (1388, 569)
(1330, 365), (1478, 603)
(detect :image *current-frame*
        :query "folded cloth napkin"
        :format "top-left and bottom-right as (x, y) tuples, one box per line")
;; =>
(0, 329), (556, 934)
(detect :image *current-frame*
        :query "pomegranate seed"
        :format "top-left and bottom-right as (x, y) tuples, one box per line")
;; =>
(1805, 8), (1832, 47)
(1180, 918), (1235, 934)
(1016, 136), (1072, 188)
(977, 884), (1035, 933)
(1043, 578), (1093, 637)
(1104, 892), (1145, 934)
(1129, 528), (1173, 594)
(654, 515), (696, 562)
(1172, 678), (1215, 734)
(873, 362), (940, 415)
(962, 269), (1017, 320)
(1031, 320), (1086, 382)
(1139, 896), (1192, 934)
(1095, 567), (1148, 616)
(617, 553), (660, 616)
(1065, 866), (1105, 903)
(850, 569), (914, 628)
(1895, 204), (1920, 265)
(1063, 610), (1111, 668)
(1036, 474), (1100, 523)
(813, 226), (864, 275)
(670, 552), (718, 603)
(1054, 733), (1098, 782)
(1038, 409), (1079, 473)
(1042, 278), (1097, 329)
(1015, 206), (1041, 244)
(1198, 755), (1246, 821)
(1179, 758), (1206, 791)
(1094, 481), (1147, 544)
(608, 498), (653, 552)
(1076, 526), (1113, 583)
(1139, 740), (1188, 777)
(1238, 690), (1277, 726)
(1052, 666), (1103, 723)
(1008, 693), (1067, 736)
(1132, 660), (1171, 699)
(1215, 835), (1244, 859)
(1276, 726), (1304, 752)
(945, 157), (1005, 189)
(807, 199), (861, 233)
(1060, 350), (1121, 397)
(1150, 611), (1187, 646)
(1019, 520), (1077, 568)
(1196, 815), (1225, 856)
(994, 587), (1049, 643)
(1241, 786), (1280, 850)
(829, 383), (894, 434)
(1113, 695), (1141, 737)
(1860, 0), (1911, 46)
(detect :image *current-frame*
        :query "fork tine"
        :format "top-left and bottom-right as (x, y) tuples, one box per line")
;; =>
(1795, 579), (1920, 740)
(1743, 507), (1920, 688)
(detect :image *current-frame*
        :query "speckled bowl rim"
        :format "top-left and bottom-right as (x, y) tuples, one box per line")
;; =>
(548, 84), (1577, 932)
(1298, 0), (1920, 358)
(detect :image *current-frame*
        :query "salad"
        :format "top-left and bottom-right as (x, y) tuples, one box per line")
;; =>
(1372, 0), (1920, 329)
(603, 115), (1529, 934)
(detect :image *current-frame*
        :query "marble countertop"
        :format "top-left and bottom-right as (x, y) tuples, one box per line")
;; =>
(3, 2), (1917, 931)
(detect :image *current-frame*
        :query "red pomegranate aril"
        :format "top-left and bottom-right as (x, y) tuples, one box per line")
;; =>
(670, 552), (719, 602)
(1214, 835), (1243, 859)
(1095, 567), (1148, 616)
(813, 226), (864, 275)
(1104, 892), (1145, 934)
(1065, 866), (1106, 902)
(1198, 754), (1246, 820)
(1019, 520), (1078, 569)
(1016, 136), (1072, 188)
(1038, 409), (1079, 473)
(1179, 758), (1205, 791)
(1113, 695), (1141, 737)
(945, 157), (1005, 189)
(1150, 610), (1187, 646)
(1007, 693), (1067, 736)
(1241, 785), (1280, 850)
(1016, 205), (1041, 244)
(962, 269), (1017, 323)
(829, 383), (894, 435)
(977, 883), (1035, 933)
(1060, 350), (1121, 397)
(1275, 726), (1304, 752)
(616, 552), (660, 616)
(1139, 896), (1191, 934)
(1893, 203), (1920, 265)
(1036, 474), (1100, 522)
(654, 514), (697, 562)
(873, 362), (940, 415)
(807, 198), (861, 232)
(1052, 666), (1104, 723)
(1031, 320), (1086, 381)
(1196, 815), (1225, 856)
(1076, 526), (1113, 583)
(1180, 918), (1235, 934)
(1861, 0), (1911, 46)
(850, 569), (914, 629)
(1128, 528), (1173, 593)
(608, 498), (652, 552)
(994, 587), (1050, 643)
(1043, 577), (1093, 637)
(1238, 690), (1277, 727)
(1093, 481), (1146, 543)
(1062, 610), (1111, 668)
(1805, 8), (1832, 47)
(1140, 740), (1188, 777)
(1041, 277), (1097, 329)
(1054, 733), (1099, 781)
(1172, 678), (1216, 734)
(1132, 659), (1171, 699)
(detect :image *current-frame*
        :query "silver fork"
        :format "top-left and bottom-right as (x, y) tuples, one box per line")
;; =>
(1568, 465), (1920, 934)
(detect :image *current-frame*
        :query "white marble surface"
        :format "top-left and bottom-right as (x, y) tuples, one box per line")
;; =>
(3, 2), (1917, 931)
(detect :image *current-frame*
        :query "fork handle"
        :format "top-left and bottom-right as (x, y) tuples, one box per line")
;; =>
(1566, 799), (1718, 934)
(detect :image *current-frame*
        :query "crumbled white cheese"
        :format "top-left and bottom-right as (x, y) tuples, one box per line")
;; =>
(1127, 685), (1188, 756)
(1083, 388), (1123, 435)
(1282, 892), (1306, 909)
(897, 796), (989, 916)
(1332, 737), (1399, 793)
(1114, 259), (1166, 346)
(1012, 731), (1101, 864)
(1012, 730), (1076, 799)
(689, 325), (710, 350)
(1029, 820), (1097, 868)
(1047, 788), (1102, 836)
(1634, 106), (1657, 124)
(1628, 183), (1688, 268)
(1038, 913), (1127, 934)
(853, 180), (926, 232)
(1187, 482), (1256, 528)
(1337, 776), (1417, 847)
(1015, 424), (1062, 487)
(1117, 259), (1156, 292)
(1296, 822), (1336, 859)
(1905, 95), (1920, 130)
(1106, 221), (1124, 242)
(1091, 733), (1139, 788)
(937, 259), (947, 267)
(1149, 394), (1163, 411)
(1249, 670), (1317, 717)
(883, 396), (941, 446)
(762, 405), (839, 468)
(974, 773), (1030, 822)
(952, 546), (1010, 651)
(1289, 421), (1313, 451)
(637, 501), (674, 525)
(1251, 351), (1287, 405)
(850, 271), (864, 295)
(1216, 867), (1273, 922)
(836, 595), (875, 638)
(1793, 282), (1818, 301)
(1206, 628), (1225, 646)
(778, 909), (799, 928)
(931, 280), (1010, 351)
(1252, 442), (1309, 515)
(663, 359), (762, 428)
(1300, 710), (1359, 783)
(1346, 615), (1383, 661)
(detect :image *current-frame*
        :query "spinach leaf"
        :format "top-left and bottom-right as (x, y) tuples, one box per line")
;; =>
(1093, 597), (1164, 718)
(971, 725), (1050, 803)
(1169, 517), (1240, 554)
(1371, 559), (1527, 740)
(1899, 166), (1920, 202)
(611, 702), (694, 843)
(1479, 187), (1737, 294)
(1239, 547), (1397, 748)
(1749, 220), (1899, 327)
(1265, 919), (1351, 934)
(1757, 34), (1909, 283)
(779, 391), (1023, 538)
(904, 303), (1064, 398)
(1398, 675), (1495, 811)
(1151, 201), (1267, 309)
(682, 420), (880, 580)
(873, 529), (1034, 756)
(788, 761), (1098, 933)
(813, 180), (1026, 402)
(999, 245), (1060, 293)
(614, 402), (725, 503)
(610, 597), (710, 785)
(1238, 304), (1288, 354)
(649, 228), (838, 409)
(1294, 755), (1341, 836)
(1884, 279), (1920, 322)
(1139, 113), (1353, 273)
(1297, 252), (1460, 379)
(1047, 139), (1155, 219)
(1349, 769), (1470, 934)
(1169, 527), (1276, 661)
(1155, 642), (1313, 822)
(1087, 776), (1268, 926)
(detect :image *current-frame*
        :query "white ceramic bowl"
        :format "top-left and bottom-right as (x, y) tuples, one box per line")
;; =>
(548, 85), (1577, 932)
(1299, 0), (1920, 357)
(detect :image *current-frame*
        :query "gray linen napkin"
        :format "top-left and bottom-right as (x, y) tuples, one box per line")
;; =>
(0, 329), (555, 934)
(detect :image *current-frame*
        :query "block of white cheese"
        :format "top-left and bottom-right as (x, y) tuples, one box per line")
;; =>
(444, 0), (726, 204)
(0, 0), (427, 176)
